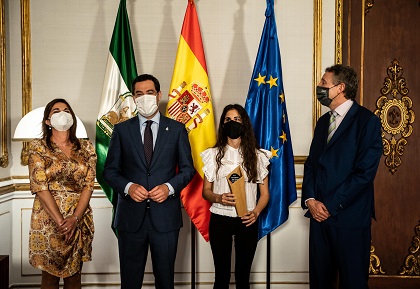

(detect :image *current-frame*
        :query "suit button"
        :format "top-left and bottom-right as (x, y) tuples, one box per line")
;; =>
(148, 173), (151, 176)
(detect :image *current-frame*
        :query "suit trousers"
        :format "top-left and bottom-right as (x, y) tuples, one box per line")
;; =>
(209, 213), (258, 289)
(309, 219), (371, 289)
(117, 209), (180, 289)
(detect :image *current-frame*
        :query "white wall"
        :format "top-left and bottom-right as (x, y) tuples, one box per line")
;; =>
(1, 186), (309, 289)
(2, 0), (337, 288)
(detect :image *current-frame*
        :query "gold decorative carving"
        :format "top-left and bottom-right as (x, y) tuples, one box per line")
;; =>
(20, 0), (32, 166)
(365, 0), (374, 15)
(370, 244), (386, 275)
(400, 221), (420, 276)
(0, 0), (8, 168)
(335, 0), (343, 64)
(374, 60), (415, 174)
(313, 0), (323, 127)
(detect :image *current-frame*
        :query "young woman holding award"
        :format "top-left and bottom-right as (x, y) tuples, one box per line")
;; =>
(201, 104), (271, 289)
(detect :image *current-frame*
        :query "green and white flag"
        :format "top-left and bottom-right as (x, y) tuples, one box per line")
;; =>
(96, 0), (137, 232)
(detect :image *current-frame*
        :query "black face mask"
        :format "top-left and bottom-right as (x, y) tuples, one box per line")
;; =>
(316, 86), (332, 107)
(223, 121), (243, 139)
(316, 83), (341, 107)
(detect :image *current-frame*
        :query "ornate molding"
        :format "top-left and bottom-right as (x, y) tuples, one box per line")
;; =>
(0, 0), (8, 168)
(400, 221), (420, 276)
(312, 0), (323, 128)
(20, 0), (32, 166)
(370, 244), (386, 275)
(374, 60), (415, 174)
(365, 0), (374, 16)
(335, 0), (343, 64)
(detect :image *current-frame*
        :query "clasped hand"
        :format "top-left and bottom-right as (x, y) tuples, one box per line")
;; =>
(307, 199), (330, 222)
(129, 183), (169, 203)
(58, 215), (78, 243)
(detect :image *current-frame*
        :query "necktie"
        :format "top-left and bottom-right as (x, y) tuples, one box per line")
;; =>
(327, 111), (337, 143)
(144, 120), (153, 167)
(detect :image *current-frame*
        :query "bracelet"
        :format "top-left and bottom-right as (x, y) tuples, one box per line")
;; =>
(74, 215), (79, 223)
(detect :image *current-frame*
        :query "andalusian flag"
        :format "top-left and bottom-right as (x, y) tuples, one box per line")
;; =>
(96, 0), (137, 232)
(166, 0), (216, 242)
(245, 0), (297, 239)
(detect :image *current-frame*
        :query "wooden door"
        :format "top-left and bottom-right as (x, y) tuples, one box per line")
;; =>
(340, 0), (420, 288)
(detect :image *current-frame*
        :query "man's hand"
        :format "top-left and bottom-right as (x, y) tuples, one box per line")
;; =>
(149, 184), (169, 203)
(307, 199), (331, 222)
(128, 184), (149, 202)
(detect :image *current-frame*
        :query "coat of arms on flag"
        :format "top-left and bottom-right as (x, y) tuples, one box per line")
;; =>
(165, 0), (216, 241)
(97, 92), (136, 138)
(168, 81), (211, 133)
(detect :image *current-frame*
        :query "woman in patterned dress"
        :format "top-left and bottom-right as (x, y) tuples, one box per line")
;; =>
(201, 104), (271, 289)
(28, 98), (96, 289)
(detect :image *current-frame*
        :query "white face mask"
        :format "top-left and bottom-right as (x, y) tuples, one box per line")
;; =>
(135, 94), (159, 117)
(50, 111), (74, 131)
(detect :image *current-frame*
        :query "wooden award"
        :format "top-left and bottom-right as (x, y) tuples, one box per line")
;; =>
(226, 166), (247, 217)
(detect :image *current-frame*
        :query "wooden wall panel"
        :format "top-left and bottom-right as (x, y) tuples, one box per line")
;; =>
(341, 0), (420, 287)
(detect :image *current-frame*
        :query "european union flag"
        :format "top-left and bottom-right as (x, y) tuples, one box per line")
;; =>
(245, 0), (297, 240)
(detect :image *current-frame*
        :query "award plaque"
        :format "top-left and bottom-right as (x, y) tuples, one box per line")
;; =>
(226, 166), (247, 217)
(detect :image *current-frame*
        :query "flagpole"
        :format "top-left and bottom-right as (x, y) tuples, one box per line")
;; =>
(191, 221), (196, 289)
(266, 233), (271, 289)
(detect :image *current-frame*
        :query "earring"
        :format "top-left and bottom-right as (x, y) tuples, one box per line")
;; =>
(49, 125), (52, 130)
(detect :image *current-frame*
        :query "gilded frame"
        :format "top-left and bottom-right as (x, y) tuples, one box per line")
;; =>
(20, 0), (32, 165)
(313, 0), (323, 128)
(0, 0), (8, 168)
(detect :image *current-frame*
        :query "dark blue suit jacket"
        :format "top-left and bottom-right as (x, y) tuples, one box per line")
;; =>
(302, 102), (383, 228)
(103, 114), (195, 233)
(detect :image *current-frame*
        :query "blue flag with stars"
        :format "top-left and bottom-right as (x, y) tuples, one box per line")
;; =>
(245, 0), (297, 240)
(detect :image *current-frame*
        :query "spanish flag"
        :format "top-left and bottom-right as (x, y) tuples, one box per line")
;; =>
(166, 0), (216, 242)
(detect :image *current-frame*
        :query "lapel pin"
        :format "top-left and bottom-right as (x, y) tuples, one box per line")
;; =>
(166, 127), (169, 131)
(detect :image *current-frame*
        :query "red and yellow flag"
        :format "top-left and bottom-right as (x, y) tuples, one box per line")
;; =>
(166, 0), (216, 241)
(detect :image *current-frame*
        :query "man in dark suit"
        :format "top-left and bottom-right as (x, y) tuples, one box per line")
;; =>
(302, 65), (383, 289)
(103, 74), (195, 289)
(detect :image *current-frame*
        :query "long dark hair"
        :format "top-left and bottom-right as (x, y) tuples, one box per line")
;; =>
(215, 104), (260, 182)
(42, 98), (80, 150)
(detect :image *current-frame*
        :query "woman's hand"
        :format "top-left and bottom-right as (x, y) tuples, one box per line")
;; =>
(58, 215), (79, 243)
(219, 193), (236, 206)
(241, 211), (258, 227)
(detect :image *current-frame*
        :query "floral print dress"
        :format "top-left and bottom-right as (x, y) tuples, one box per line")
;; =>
(28, 138), (96, 278)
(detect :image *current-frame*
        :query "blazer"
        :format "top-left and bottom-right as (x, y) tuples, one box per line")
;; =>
(103, 114), (195, 233)
(302, 101), (383, 228)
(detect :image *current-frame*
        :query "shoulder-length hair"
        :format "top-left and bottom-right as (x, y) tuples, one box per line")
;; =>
(215, 104), (260, 182)
(42, 98), (81, 150)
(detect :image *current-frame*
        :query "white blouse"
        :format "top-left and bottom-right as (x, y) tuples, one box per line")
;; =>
(201, 145), (271, 217)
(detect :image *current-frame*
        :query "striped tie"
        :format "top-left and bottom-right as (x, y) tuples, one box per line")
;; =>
(327, 111), (337, 143)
